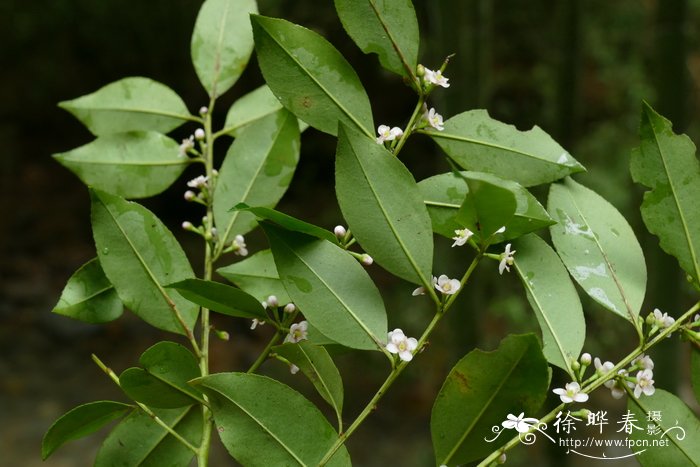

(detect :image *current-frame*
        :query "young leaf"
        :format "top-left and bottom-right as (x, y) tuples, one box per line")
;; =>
(191, 0), (258, 98)
(418, 171), (554, 240)
(455, 175), (517, 245)
(336, 124), (433, 285)
(95, 406), (202, 466)
(273, 341), (344, 423)
(213, 109), (300, 243)
(91, 190), (198, 335)
(54, 132), (189, 199)
(217, 249), (291, 304)
(193, 372), (351, 466)
(119, 342), (203, 409)
(428, 110), (585, 186)
(222, 85), (309, 137)
(631, 102), (700, 284)
(167, 278), (267, 320)
(548, 178), (646, 325)
(52, 258), (123, 324)
(251, 14), (375, 137)
(234, 204), (338, 244)
(512, 234), (585, 377)
(431, 334), (550, 466)
(262, 222), (387, 351)
(334, 0), (419, 83)
(58, 77), (191, 136)
(42, 401), (132, 460)
(628, 389), (700, 467)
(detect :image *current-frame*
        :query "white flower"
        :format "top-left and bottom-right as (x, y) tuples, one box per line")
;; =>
(412, 286), (426, 296)
(434, 274), (460, 295)
(250, 318), (265, 330)
(333, 225), (347, 239)
(232, 234), (248, 257)
(385, 328), (418, 362)
(633, 354), (654, 370)
(187, 175), (208, 189)
(178, 135), (194, 157)
(634, 369), (655, 398)
(376, 125), (403, 144)
(289, 364), (300, 375)
(285, 320), (308, 343)
(502, 412), (539, 433)
(594, 357), (614, 376)
(426, 107), (445, 131)
(283, 303), (296, 314)
(653, 308), (675, 328)
(552, 382), (589, 403)
(498, 243), (516, 275)
(424, 68), (450, 88)
(451, 228), (474, 247)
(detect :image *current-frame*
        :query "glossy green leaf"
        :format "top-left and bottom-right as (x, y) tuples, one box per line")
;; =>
(513, 234), (585, 377)
(234, 204), (338, 244)
(251, 14), (374, 137)
(167, 278), (266, 320)
(548, 178), (646, 325)
(631, 102), (700, 284)
(194, 372), (351, 466)
(191, 0), (257, 97)
(42, 401), (132, 460)
(217, 249), (291, 304)
(628, 389), (700, 467)
(222, 85), (309, 136)
(54, 132), (189, 199)
(273, 341), (344, 423)
(52, 258), (123, 324)
(91, 190), (198, 335)
(418, 171), (554, 240)
(336, 124), (433, 284)
(58, 77), (191, 136)
(428, 110), (585, 187)
(95, 406), (201, 467)
(692, 348), (700, 404)
(455, 175), (517, 245)
(262, 223), (387, 350)
(431, 334), (550, 466)
(334, 0), (419, 82)
(214, 109), (300, 243)
(119, 342), (203, 409)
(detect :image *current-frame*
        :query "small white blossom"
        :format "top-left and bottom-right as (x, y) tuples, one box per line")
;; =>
(178, 135), (194, 157)
(653, 308), (675, 328)
(498, 244), (516, 275)
(633, 354), (654, 370)
(289, 364), (300, 375)
(376, 125), (403, 144)
(385, 328), (418, 362)
(633, 369), (655, 398)
(233, 234), (248, 257)
(552, 382), (589, 403)
(266, 295), (279, 308)
(187, 175), (208, 189)
(451, 228), (474, 247)
(434, 274), (460, 295)
(285, 320), (308, 343)
(333, 225), (347, 239)
(361, 254), (373, 266)
(502, 412), (539, 433)
(194, 128), (205, 140)
(250, 318), (265, 330)
(284, 303), (296, 314)
(606, 370), (631, 399)
(412, 286), (426, 296)
(424, 67), (450, 88)
(594, 357), (614, 376)
(426, 107), (445, 131)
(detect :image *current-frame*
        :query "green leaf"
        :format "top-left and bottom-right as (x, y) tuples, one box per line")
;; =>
(222, 85), (309, 136)
(335, 124), (433, 284)
(262, 222), (387, 350)
(191, 0), (258, 97)
(455, 174), (517, 245)
(54, 132), (189, 199)
(214, 109), (300, 243)
(58, 77), (191, 136)
(91, 190), (198, 335)
(512, 234), (585, 377)
(194, 372), (351, 466)
(692, 347), (700, 405)
(431, 334), (550, 466)
(119, 342), (203, 409)
(628, 389), (700, 467)
(217, 249), (291, 304)
(631, 102), (700, 284)
(235, 204), (338, 244)
(42, 401), (132, 460)
(251, 14), (374, 137)
(548, 178), (646, 325)
(428, 110), (585, 187)
(52, 258), (123, 324)
(95, 406), (202, 467)
(273, 341), (344, 423)
(167, 278), (266, 320)
(334, 0), (419, 82)
(418, 171), (554, 240)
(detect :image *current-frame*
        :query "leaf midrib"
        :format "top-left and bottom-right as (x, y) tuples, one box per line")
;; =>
(366, 0), (416, 82)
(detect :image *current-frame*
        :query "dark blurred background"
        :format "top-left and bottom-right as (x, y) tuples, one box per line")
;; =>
(2, 0), (700, 465)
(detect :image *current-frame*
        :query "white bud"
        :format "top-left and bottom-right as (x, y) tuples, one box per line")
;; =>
(261, 301), (268, 309)
(210, 228), (218, 237)
(194, 128), (205, 140)
(284, 303), (296, 314)
(290, 364), (300, 374)
(181, 221), (194, 230)
(199, 106), (208, 115)
(333, 225), (347, 239)
(581, 353), (592, 365)
(498, 453), (507, 464)
(266, 295), (279, 308)
(361, 254), (373, 266)
(184, 190), (196, 201)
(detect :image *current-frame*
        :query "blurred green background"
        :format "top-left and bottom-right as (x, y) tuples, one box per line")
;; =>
(2, 0), (700, 465)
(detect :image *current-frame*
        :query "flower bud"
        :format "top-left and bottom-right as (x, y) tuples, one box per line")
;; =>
(194, 128), (205, 140)
(182, 221), (194, 230)
(571, 361), (581, 371)
(199, 106), (208, 115)
(215, 329), (230, 341)
(284, 303), (296, 314)
(361, 254), (373, 266)
(184, 190), (196, 201)
(580, 353), (592, 365)
(497, 453), (507, 464)
(416, 64), (425, 77)
(333, 225), (347, 239)
(266, 295), (279, 308)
